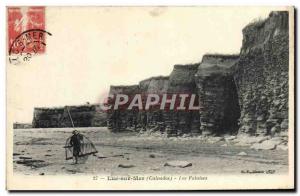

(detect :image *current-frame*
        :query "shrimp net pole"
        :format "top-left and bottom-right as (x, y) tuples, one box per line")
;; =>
(66, 107), (75, 128)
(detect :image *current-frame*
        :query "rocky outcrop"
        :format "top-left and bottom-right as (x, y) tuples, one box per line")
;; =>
(106, 64), (202, 136)
(32, 105), (107, 128)
(13, 122), (32, 129)
(107, 85), (140, 131)
(195, 54), (240, 136)
(163, 64), (200, 136)
(107, 11), (289, 137)
(234, 11), (289, 136)
(31, 11), (289, 138)
(138, 76), (169, 132)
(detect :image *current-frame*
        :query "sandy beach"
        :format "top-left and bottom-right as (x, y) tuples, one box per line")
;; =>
(13, 127), (288, 176)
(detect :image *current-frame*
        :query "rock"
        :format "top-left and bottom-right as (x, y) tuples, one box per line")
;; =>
(269, 137), (284, 145)
(97, 156), (107, 159)
(237, 152), (247, 156)
(257, 136), (271, 143)
(67, 169), (78, 174)
(235, 136), (269, 146)
(150, 167), (161, 171)
(13, 153), (21, 156)
(256, 115), (265, 121)
(164, 161), (192, 168)
(112, 154), (124, 158)
(250, 140), (277, 150)
(221, 143), (228, 147)
(118, 164), (135, 168)
(279, 131), (288, 137)
(266, 119), (277, 127)
(207, 137), (225, 143)
(250, 143), (260, 150)
(276, 144), (288, 151)
(39, 172), (45, 175)
(280, 119), (289, 130)
(182, 134), (191, 138)
(270, 125), (281, 136)
(225, 136), (236, 141)
(19, 156), (32, 160)
(202, 130), (213, 136)
(235, 141), (251, 146)
(273, 100), (280, 106)
(149, 153), (163, 158)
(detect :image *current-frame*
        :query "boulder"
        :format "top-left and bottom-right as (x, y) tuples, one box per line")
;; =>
(207, 137), (225, 143)
(225, 136), (237, 141)
(250, 140), (277, 150)
(280, 119), (289, 130)
(276, 144), (288, 151)
(149, 153), (164, 158)
(235, 141), (251, 146)
(150, 167), (161, 171)
(237, 152), (247, 156)
(235, 136), (269, 146)
(279, 131), (288, 138)
(269, 137), (284, 145)
(118, 164), (135, 168)
(164, 161), (192, 168)
(270, 125), (281, 136)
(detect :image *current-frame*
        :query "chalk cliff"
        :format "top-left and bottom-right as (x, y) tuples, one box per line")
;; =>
(32, 105), (107, 128)
(195, 54), (240, 136)
(234, 11), (289, 136)
(32, 11), (290, 137)
(164, 64), (200, 136)
(107, 85), (140, 131)
(138, 76), (169, 132)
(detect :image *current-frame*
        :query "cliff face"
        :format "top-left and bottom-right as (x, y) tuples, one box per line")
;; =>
(107, 11), (289, 137)
(138, 76), (169, 132)
(195, 54), (240, 135)
(31, 11), (289, 136)
(234, 11), (289, 136)
(107, 85), (140, 131)
(140, 76), (169, 94)
(32, 105), (107, 128)
(164, 64), (200, 136)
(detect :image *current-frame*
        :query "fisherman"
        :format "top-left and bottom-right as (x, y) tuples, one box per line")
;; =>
(69, 130), (83, 164)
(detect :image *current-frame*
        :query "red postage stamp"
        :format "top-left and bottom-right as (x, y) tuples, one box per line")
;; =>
(7, 7), (51, 64)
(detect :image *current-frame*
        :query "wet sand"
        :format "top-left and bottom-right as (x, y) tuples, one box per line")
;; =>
(13, 127), (288, 175)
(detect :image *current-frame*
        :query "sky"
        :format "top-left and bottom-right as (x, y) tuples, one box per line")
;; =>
(7, 6), (287, 123)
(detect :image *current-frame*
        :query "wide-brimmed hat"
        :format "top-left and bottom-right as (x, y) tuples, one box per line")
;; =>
(72, 130), (78, 134)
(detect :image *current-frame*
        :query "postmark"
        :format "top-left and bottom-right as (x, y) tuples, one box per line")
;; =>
(8, 29), (52, 65)
(7, 7), (51, 64)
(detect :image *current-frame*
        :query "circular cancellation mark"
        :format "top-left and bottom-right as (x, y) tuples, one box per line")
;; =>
(8, 29), (52, 65)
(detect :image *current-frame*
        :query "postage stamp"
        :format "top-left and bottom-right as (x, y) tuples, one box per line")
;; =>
(7, 7), (51, 64)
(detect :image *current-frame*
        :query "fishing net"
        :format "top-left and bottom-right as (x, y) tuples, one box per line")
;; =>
(64, 134), (98, 160)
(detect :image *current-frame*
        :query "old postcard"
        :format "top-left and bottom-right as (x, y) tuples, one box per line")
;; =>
(6, 6), (294, 190)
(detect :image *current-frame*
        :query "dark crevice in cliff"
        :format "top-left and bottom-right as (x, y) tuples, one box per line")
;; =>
(219, 78), (240, 135)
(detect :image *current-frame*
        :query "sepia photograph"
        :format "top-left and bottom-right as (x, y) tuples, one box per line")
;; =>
(6, 6), (295, 190)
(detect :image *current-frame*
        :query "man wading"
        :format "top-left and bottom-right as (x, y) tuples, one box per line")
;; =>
(69, 130), (83, 164)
